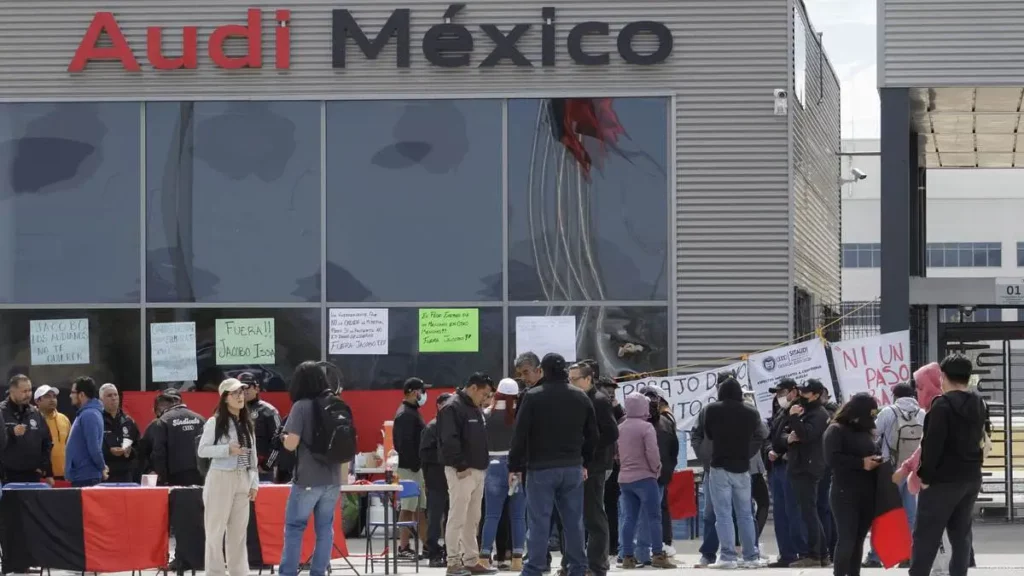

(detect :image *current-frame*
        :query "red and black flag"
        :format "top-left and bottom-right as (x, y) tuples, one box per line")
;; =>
(870, 462), (913, 568)
(547, 98), (627, 179)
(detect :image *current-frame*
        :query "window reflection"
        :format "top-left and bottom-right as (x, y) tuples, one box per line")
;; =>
(146, 102), (321, 303)
(145, 308), (320, 392)
(326, 100), (503, 302)
(508, 306), (668, 379)
(0, 103), (141, 304)
(507, 98), (669, 302)
(329, 307), (502, 390)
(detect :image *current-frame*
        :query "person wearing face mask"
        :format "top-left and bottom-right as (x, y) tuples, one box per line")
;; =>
(394, 377), (430, 559)
(766, 379), (808, 567)
(785, 379), (833, 568)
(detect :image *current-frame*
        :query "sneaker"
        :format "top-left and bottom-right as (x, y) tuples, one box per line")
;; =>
(663, 544), (677, 557)
(740, 558), (768, 569)
(862, 558), (883, 568)
(479, 558), (493, 570)
(497, 559), (512, 571)
(694, 557), (714, 568)
(615, 557), (624, 567)
(465, 562), (499, 575)
(511, 556), (523, 572)
(707, 560), (738, 570)
(397, 546), (417, 560)
(430, 558), (448, 569)
(651, 552), (676, 569)
(789, 557), (821, 568)
(621, 556), (638, 570)
(448, 565), (471, 576)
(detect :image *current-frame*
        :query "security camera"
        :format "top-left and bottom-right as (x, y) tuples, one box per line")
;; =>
(774, 89), (787, 99)
(851, 168), (867, 181)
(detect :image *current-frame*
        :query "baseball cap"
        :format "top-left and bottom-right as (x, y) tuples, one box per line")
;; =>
(237, 372), (257, 387)
(497, 378), (520, 396)
(33, 385), (57, 401)
(403, 377), (430, 393)
(768, 378), (798, 394)
(797, 379), (827, 395)
(642, 385), (669, 403)
(218, 378), (246, 395)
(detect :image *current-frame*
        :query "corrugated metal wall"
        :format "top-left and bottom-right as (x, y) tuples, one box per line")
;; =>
(792, 1), (842, 314)
(0, 0), (795, 371)
(880, 0), (1024, 87)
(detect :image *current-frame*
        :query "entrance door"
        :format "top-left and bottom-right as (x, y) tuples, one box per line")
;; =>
(939, 322), (1024, 521)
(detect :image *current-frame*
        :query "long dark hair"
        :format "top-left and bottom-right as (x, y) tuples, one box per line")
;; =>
(833, 393), (878, 432)
(290, 360), (330, 402)
(214, 391), (253, 444)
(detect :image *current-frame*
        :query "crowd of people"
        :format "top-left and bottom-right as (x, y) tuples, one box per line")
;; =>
(0, 350), (992, 576)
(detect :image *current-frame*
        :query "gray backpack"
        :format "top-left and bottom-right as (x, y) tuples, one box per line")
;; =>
(887, 405), (923, 466)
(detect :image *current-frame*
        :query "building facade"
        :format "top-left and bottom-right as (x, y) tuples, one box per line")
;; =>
(0, 0), (840, 393)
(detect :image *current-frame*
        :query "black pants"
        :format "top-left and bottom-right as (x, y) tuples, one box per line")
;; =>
(660, 483), (672, 545)
(561, 471), (610, 574)
(791, 472), (826, 559)
(3, 470), (41, 483)
(909, 480), (981, 576)
(107, 469), (134, 483)
(830, 482), (873, 576)
(167, 470), (204, 487)
(605, 465), (621, 555)
(751, 473), (770, 541)
(426, 485), (449, 560)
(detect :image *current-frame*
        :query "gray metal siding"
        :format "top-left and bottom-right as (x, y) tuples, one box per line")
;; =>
(792, 2), (842, 309)
(0, 0), (793, 370)
(881, 0), (1024, 87)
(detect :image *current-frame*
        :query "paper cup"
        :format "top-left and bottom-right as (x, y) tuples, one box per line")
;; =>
(141, 474), (158, 487)
(122, 438), (133, 449)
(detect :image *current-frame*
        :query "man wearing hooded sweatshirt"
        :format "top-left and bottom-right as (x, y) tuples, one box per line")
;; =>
(909, 354), (986, 576)
(786, 379), (832, 568)
(702, 376), (767, 569)
(65, 377), (108, 487)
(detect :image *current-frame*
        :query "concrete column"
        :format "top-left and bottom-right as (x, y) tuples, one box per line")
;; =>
(880, 88), (912, 333)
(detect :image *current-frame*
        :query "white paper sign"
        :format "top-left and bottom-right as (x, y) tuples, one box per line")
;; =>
(515, 316), (576, 362)
(830, 330), (911, 406)
(30, 318), (90, 366)
(615, 361), (750, 462)
(995, 278), (1024, 306)
(150, 322), (198, 382)
(748, 340), (835, 419)
(329, 309), (389, 355)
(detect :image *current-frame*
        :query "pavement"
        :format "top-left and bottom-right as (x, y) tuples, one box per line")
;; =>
(10, 521), (1024, 576)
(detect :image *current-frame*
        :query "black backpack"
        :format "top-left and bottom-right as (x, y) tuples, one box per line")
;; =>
(310, 393), (357, 464)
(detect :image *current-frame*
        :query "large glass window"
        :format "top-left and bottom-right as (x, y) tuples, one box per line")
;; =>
(326, 100), (503, 303)
(841, 243), (881, 268)
(0, 309), (142, 392)
(508, 306), (668, 378)
(146, 102), (321, 303)
(145, 308), (320, 392)
(0, 103), (141, 304)
(507, 98), (669, 302)
(328, 307), (502, 389)
(926, 242), (1001, 268)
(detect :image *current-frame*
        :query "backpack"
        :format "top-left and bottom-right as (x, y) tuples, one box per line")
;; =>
(309, 393), (357, 464)
(887, 405), (923, 466)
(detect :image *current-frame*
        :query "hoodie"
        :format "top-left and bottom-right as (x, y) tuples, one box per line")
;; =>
(917, 390), (986, 485)
(914, 362), (943, 412)
(703, 379), (766, 474)
(617, 393), (661, 484)
(65, 399), (107, 483)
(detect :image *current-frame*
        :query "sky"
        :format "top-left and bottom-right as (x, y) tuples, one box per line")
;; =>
(804, 0), (879, 140)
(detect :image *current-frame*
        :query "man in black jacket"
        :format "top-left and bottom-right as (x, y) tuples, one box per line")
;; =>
(785, 379), (832, 568)
(240, 372), (282, 482)
(1, 374), (52, 484)
(99, 383), (141, 483)
(641, 386), (680, 554)
(420, 392), (453, 568)
(438, 373), (497, 576)
(909, 354), (986, 576)
(148, 390), (205, 486)
(560, 362), (618, 576)
(509, 354), (599, 576)
(765, 379), (807, 567)
(394, 377), (429, 558)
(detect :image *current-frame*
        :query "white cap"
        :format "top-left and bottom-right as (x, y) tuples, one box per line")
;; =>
(33, 385), (57, 401)
(218, 378), (246, 395)
(497, 378), (520, 396)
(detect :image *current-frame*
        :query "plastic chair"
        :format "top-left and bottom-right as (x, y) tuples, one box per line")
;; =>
(2, 482), (51, 490)
(366, 479), (420, 573)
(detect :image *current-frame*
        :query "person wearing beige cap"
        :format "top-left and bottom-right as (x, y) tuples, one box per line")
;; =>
(197, 378), (259, 576)
(33, 385), (70, 480)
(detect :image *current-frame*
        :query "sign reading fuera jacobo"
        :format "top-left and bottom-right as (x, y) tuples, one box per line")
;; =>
(67, 4), (673, 72)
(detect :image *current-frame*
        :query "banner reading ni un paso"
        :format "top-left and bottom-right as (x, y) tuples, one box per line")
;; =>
(748, 340), (835, 419)
(830, 330), (911, 407)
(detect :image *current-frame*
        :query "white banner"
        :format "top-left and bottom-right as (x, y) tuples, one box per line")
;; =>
(30, 319), (90, 365)
(615, 361), (749, 461)
(150, 322), (198, 382)
(748, 340), (835, 419)
(830, 330), (911, 406)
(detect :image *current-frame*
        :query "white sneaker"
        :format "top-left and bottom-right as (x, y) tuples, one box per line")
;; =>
(739, 558), (768, 569)
(663, 545), (677, 557)
(707, 560), (738, 570)
(693, 556), (713, 568)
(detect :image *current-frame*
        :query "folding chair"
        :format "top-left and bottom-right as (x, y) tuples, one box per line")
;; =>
(365, 480), (420, 573)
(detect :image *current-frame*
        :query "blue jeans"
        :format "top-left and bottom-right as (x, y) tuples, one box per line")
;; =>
(480, 456), (526, 555)
(707, 468), (759, 563)
(620, 478), (663, 559)
(770, 463), (807, 561)
(699, 480), (719, 561)
(618, 492), (652, 563)
(279, 484), (341, 576)
(866, 479), (917, 562)
(523, 467), (586, 576)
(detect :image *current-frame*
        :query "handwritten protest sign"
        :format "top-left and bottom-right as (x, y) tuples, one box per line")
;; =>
(615, 361), (749, 461)
(748, 340), (835, 419)
(830, 330), (911, 406)
(419, 309), (479, 353)
(30, 319), (90, 365)
(515, 316), (576, 362)
(329, 309), (389, 355)
(215, 318), (276, 365)
(150, 322), (198, 382)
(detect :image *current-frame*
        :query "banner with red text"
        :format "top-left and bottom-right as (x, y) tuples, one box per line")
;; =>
(830, 330), (911, 406)
(748, 340), (836, 419)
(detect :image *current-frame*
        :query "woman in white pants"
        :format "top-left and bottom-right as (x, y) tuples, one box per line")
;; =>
(198, 378), (259, 576)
